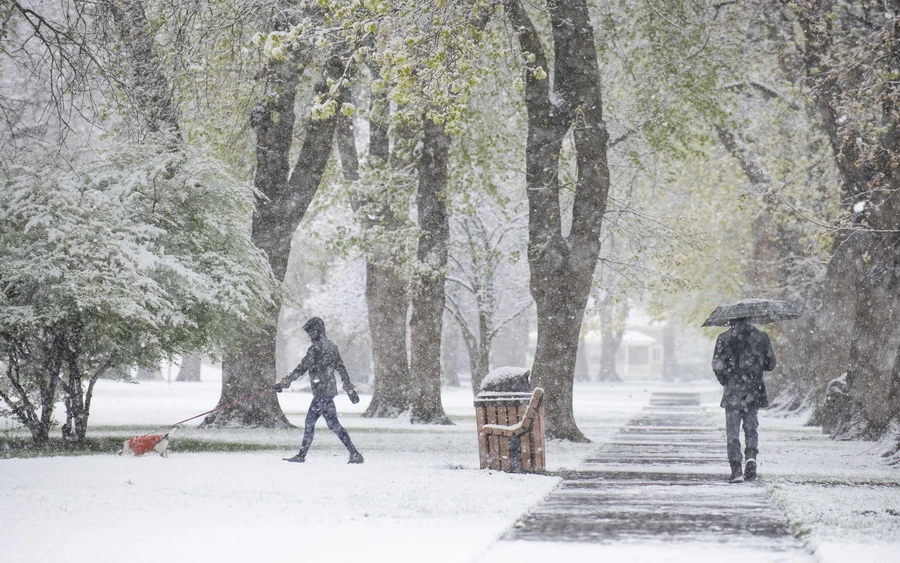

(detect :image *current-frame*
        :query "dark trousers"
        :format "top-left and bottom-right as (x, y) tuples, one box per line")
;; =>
(299, 396), (358, 457)
(725, 406), (759, 463)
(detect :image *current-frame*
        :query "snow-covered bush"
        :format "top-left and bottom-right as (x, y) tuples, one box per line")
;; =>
(0, 136), (277, 446)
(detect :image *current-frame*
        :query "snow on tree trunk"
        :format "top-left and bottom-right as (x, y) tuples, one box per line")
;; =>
(206, 52), (344, 428)
(791, 6), (900, 437)
(107, 0), (180, 134)
(409, 118), (452, 425)
(503, 0), (611, 441)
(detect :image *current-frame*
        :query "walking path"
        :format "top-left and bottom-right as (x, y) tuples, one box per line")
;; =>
(479, 391), (817, 562)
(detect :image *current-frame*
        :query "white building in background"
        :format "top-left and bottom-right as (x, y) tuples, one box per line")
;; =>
(581, 325), (665, 381)
(617, 329), (665, 379)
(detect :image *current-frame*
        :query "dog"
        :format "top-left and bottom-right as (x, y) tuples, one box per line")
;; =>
(118, 433), (170, 457)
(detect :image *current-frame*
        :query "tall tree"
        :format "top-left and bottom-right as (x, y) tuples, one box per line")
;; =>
(409, 117), (452, 424)
(789, 1), (900, 436)
(204, 30), (349, 426)
(335, 75), (413, 418)
(502, 0), (611, 440)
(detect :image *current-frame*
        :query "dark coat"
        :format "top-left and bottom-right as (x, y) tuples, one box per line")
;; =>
(712, 320), (776, 410)
(287, 333), (352, 398)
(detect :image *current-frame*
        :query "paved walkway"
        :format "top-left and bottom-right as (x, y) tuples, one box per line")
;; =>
(480, 392), (816, 562)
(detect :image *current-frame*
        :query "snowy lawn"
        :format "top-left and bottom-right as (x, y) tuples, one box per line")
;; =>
(3, 378), (898, 562)
(759, 408), (900, 562)
(0, 377), (655, 563)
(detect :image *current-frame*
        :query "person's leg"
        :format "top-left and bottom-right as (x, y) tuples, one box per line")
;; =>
(743, 407), (759, 455)
(743, 407), (760, 480)
(725, 407), (743, 481)
(296, 397), (326, 459)
(725, 407), (743, 462)
(321, 398), (363, 462)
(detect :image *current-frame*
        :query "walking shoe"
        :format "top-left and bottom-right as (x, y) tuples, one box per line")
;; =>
(728, 461), (744, 483)
(348, 452), (364, 464)
(744, 459), (757, 481)
(284, 454), (306, 463)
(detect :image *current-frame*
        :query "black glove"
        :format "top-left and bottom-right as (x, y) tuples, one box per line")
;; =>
(347, 388), (360, 404)
(273, 384), (283, 393)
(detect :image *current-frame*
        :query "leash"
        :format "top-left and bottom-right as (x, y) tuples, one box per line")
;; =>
(140, 386), (276, 436)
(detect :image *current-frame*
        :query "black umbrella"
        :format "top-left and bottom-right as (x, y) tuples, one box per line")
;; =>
(701, 298), (801, 327)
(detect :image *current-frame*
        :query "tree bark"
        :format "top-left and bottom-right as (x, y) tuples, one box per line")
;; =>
(793, 6), (900, 435)
(598, 299), (624, 382)
(176, 354), (202, 382)
(107, 0), (180, 133)
(503, 0), (610, 441)
(662, 326), (677, 381)
(575, 335), (590, 381)
(409, 118), (452, 424)
(0, 336), (61, 447)
(205, 52), (344, 428)
(441, 311), (461, 387)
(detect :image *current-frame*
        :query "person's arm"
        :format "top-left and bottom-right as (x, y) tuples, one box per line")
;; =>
(279, 348), (314, 389)
(334, 349), (353, 391)
(763, 335), (777, 372)
(712, 335), (729, 385)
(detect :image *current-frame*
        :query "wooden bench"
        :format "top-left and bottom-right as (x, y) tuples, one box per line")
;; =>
(475, 388), (545, 473)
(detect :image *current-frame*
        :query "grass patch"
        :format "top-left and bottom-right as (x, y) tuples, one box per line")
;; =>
(168, 439), (282, 454)
(1, 437), (131, 459)
(0, 436), (285, 459)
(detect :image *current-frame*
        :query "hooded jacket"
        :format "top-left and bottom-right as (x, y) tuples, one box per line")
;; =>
(286, 318), (352, 398)
(712, 320), (776, 410)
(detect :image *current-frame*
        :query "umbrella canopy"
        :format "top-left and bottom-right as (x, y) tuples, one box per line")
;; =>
(701, 298), (801, 327)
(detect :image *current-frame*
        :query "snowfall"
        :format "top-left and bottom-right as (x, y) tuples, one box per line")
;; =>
(1, 367), (898, 563)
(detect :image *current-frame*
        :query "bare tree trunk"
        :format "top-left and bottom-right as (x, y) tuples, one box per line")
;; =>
(364, 261), (412, 416)
(441, 311), (461, 387)
(596, 229), (624, 384)
(409, 118), (452, 424)
(598, 299), (623, 382)
(0, 336), (61, 447)
(206, 51), (344, 427)
(503, 0), (610, 441)
(575, 335), (590, 382)
(176, 354), (202, 382)
(662, 326), (677, 382)
(473, 310), (491, 391)
(136, 366), (161, 380)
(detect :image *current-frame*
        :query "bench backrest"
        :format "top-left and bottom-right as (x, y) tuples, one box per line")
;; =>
(518, 388), (544, 434)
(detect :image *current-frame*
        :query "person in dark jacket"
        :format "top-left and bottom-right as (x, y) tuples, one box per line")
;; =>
(276, 317), (364, 464)
(712, 317), (776, 482)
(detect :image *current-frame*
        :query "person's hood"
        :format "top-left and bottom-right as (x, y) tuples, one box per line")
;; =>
(303, 317), (326, 341)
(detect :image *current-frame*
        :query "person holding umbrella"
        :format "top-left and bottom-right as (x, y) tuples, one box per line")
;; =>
(705, 299), (799, 482)
(276, 317), (364, 464)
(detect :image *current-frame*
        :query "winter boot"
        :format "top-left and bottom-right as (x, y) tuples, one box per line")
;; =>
(728, 461), (744, 483)
(348, 452), (364, 464)
(284, 453), (306, 463)
(744, 448), (758, 481)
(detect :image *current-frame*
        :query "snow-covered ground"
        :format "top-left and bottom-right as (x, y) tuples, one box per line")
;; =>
(1, 376), (897, 562)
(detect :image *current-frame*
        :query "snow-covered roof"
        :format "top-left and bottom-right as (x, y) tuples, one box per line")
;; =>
(621, 330), (657, 345)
